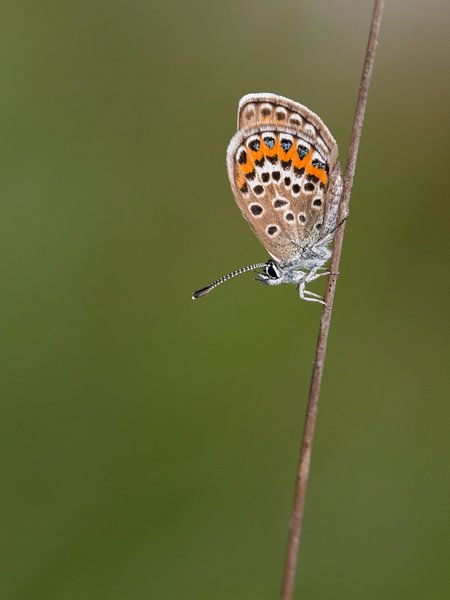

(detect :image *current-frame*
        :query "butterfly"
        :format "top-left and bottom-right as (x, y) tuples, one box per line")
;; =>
(193, 93), (343, 303)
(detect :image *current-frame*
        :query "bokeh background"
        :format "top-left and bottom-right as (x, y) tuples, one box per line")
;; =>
(1, 1), (449, 598)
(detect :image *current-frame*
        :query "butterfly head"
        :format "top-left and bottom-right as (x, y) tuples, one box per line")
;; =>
(256, 259), (286, 286)
(256, 258), (311, 287)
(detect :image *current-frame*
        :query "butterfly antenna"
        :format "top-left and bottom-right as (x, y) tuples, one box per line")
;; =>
(192, 262), (267, 300)
(331, 216), (348, 235)
(314, 216), (348, 247)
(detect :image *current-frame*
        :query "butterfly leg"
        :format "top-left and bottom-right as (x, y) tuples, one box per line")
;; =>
(304, 266), (328, 283)
(298, 281), (325, 304)
(305, 267), (340, 284)
(304, 291), (324, 299)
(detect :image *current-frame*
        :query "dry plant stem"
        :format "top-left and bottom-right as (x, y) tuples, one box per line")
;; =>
(280, 1), (385, 598)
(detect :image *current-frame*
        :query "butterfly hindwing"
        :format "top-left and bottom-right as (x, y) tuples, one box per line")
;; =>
(226, 93), (341, 263)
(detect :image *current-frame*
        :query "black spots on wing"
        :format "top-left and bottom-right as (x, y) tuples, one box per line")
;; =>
(255, 157), (265, 167)
(261, 107), (271, 116)
(272, 171), (281, 182)
(285, 212), (295, 222)
(249, 139), (260, 152)
(313, 198), (322, 207)
(294, 167), (305, 177)
(306, 174), (319, 183)
(299, 213), (306, 224)
(281, 139), (292, 152)
(253, 185), (264, 195)
(304, 182), (315, 192)
(261, 172), (270, 183)
(297, 145), (309, 160)
(281, 160), (292, 170)
(292, 183), (301, 194)
(240, 182), (249, 194)
(274, 198), (288, 208)
(284, 176), (291, 187)
(264, 136), (275, 149)
(316, 222), (322, 230)
(268, 155), (278, 165)
(267, 225), (278, 236)
(246, 170), (256, 181)
(238, 150), (247, 165)
(250, 204), (263, 215)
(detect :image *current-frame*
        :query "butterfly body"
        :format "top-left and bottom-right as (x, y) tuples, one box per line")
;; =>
(193, 93), (342, 303)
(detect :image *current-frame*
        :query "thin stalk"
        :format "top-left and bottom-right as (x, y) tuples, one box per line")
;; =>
(280, 1), (386, 598)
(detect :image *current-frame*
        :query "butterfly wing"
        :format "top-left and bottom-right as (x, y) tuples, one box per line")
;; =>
(226, 93), (341, 264)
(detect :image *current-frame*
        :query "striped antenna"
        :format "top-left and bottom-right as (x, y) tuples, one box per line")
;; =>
(192, 262), (267, 300)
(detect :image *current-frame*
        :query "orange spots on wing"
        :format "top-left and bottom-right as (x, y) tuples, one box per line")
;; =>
(236, 134), (328, 185)
(279, 140), (294, 163)
(292, 148), (305, 170)
(237, 172), (246, 188)
(308, 166), (328, 185)
(292, 146), (312, 173)
(239, 158), (255, 175)
(300, 149), (328, 186)
(302, 149), (313, 169)
(263, 137), (279, 159)
(249, 140), (264, 163)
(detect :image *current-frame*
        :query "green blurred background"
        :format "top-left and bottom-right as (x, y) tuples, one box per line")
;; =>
(1, 1), (449, 598)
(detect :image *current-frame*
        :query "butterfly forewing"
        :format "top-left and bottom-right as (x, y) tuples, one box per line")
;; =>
(226, 93), (341, 264)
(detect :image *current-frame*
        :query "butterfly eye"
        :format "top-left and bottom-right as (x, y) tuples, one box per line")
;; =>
(266, 261), (280, 279)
